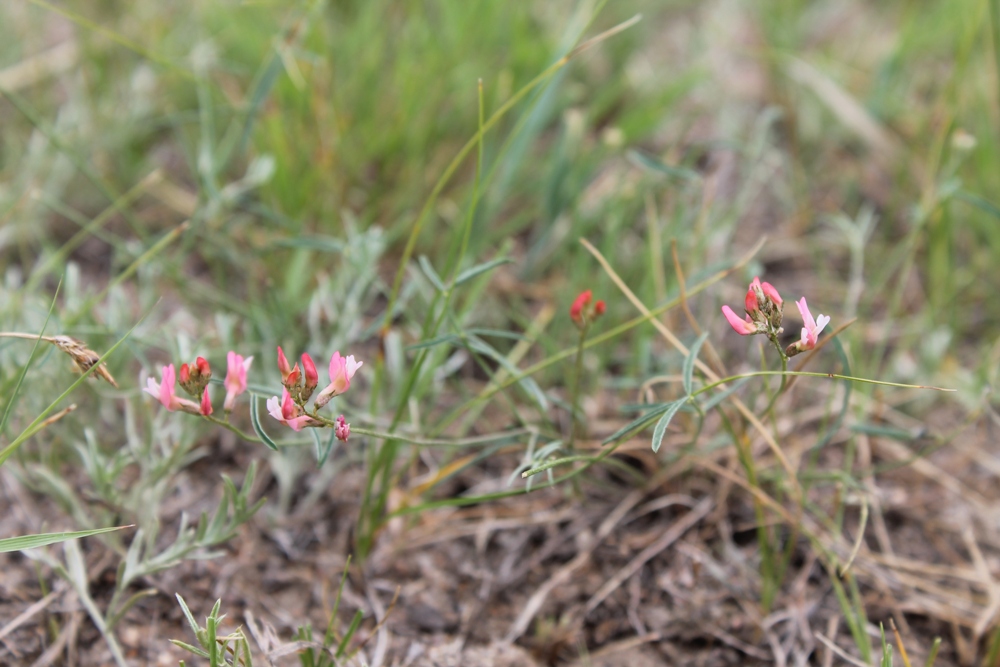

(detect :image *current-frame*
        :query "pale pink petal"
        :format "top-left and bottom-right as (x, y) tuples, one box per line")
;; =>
(815, 314), (831, 335)
(143, 377), (161, 400)
(796, 298), (816, 331)
(159, 364), (177, 410)
(266, 395), (284, 421)
(344, 355), (363, 379)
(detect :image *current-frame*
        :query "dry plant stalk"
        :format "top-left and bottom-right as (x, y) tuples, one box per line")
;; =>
(0, 332), (118, 387)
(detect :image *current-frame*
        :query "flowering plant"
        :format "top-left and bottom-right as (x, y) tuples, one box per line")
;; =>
(143, 347), (362, 444)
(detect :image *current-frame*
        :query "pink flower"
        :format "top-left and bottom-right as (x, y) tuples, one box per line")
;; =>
(200, 386), (213, 416)
(335, 414), (350, 442)
(795, 297), (830, 349)
(224, 351), (254, 411)
(266, 389), (316, 431)
(143, 364), (200, 414)
(721, 305), (757, 335)
(314, 352), (363, 408)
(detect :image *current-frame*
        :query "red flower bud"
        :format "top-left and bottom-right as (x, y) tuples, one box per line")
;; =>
(570, 290), (592, 325)
(200, 386), (213, 416)
(277, 346), (292, 380)
(179, 363), (191, 385)
(302, 353), (318, 390)
(196, 356), (211, 377)
(594, 300), (606, 316)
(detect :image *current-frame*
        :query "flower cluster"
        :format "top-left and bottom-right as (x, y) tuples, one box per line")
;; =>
(721, 277), (783, 338)
(145, 352), (253, 417)
(266, 347), (362, 436)
(570, 290), (606, 330)
(721, 277), (829, 357)
(142, 346), (361, 442)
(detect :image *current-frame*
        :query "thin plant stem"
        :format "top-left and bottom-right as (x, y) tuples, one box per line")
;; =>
(567, 325), (588, 496)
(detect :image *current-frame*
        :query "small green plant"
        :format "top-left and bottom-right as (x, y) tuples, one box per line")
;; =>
(173, 596), (255, 667)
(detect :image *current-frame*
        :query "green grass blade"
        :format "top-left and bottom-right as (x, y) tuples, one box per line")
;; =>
(335, 610), (364, 658)
(0, 525), (130, 553)
(418, 255), (446, 292)
(453, 257), (513, 286)
(249, 395), (280, 451)
(0, 279), (60, 437)
(683, 332), (709, 396)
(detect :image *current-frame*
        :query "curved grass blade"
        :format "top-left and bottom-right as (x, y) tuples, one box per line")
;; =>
(249, 395), (279, 451)
(418, 255), (446, 293)
(602, 402), (671, 445)
(0, 525), (130, 553)
(454, 256), (513, 286)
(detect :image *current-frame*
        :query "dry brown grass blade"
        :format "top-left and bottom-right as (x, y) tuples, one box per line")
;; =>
(0, 40), (78, 92)
(785, 57), (900, 163)
(0, 333), (119, 387)
(503, 486), (648, 643)
(815, 632), (871, 667)
(0, 587), (65, 642)
(29, 609), (81, 667)
(584, 495), (713, 613)
(965, 527), (1000, 640)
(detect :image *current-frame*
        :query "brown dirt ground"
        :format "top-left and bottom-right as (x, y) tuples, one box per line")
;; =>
(1, 386), (995, 667)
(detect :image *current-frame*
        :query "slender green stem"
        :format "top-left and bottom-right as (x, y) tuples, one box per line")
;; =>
(566, 325), (588, 496)
(568, 326), (588, 454)
(761, 350), (788, 417)
(202, 415), (260, 443)
(693, 370), (952, 397)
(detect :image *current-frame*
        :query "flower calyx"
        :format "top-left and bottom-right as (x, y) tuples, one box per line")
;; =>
(179, 356), (212, 397)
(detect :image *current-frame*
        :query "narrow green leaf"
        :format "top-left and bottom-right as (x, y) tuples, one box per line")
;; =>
(651, 399), (686, 453)
(249, 396), (279, 451)
(520, 454), (594, 478)
(0, 525), (130, 553)
(312, 428), (337, 467)
(175, 593), (202, 639)
(405, 334), (460, 351)
(955, 189), (1000, 220)
(465, 328), (529, 341)
(418, 255), (446, 292)
(169, 640), (209, 659)
(700, 377), (750, 411)
(627, 149), (700, 181)
(454, 256), (513, 286)
(683, 332), (708, 396)
(335, 609), (364, 658)
(272, 236), (343, 253)
(602, 403), (671, 445)
(924, 638), (941, 667)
